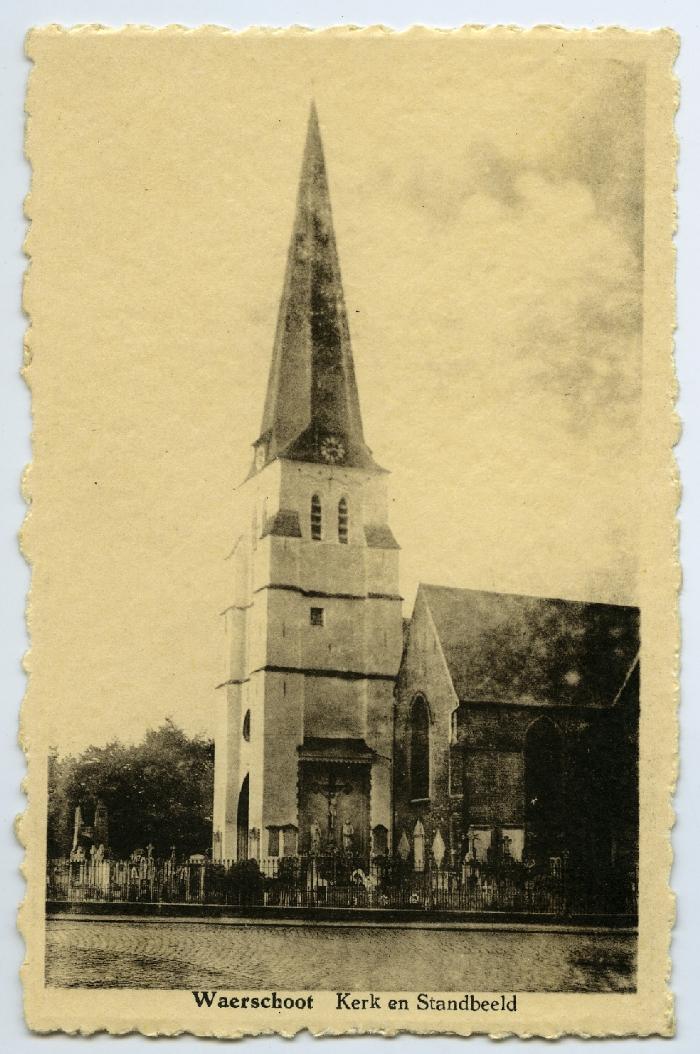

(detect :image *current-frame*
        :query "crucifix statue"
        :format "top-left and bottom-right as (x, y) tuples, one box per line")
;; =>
(309, 768), (353, 844)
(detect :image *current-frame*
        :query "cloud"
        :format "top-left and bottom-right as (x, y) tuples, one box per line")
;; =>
(500, 171), (642, 431)
(368, 160), (642, 439)
(354, 144), (644, 610)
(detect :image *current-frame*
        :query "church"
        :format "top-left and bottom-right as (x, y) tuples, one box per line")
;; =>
(212, 105), (639, 882)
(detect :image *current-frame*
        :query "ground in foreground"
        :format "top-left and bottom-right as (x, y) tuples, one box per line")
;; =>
(45, 918), (636, 992)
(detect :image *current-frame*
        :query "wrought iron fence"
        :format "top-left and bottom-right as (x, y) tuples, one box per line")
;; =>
(46, 855), (637, 917)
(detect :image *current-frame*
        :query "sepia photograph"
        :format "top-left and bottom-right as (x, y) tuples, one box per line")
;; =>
(21, 25), (677, 1037)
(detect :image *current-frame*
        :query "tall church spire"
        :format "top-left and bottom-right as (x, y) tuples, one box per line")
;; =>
(253, 103), (382, 474)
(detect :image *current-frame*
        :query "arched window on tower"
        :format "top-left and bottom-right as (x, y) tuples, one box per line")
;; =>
(310, 494), (322, 540)
(338, 497), (349, 543)
(410, 695), (430, 800)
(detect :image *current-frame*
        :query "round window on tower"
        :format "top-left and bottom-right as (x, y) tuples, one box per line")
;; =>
(242, 710), (251, 742)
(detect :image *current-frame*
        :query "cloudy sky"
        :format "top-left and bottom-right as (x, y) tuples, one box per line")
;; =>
(27, 32), (646, 752)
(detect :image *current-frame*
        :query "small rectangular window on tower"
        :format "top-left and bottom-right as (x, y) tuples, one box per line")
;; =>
(310, 607), (324, 626)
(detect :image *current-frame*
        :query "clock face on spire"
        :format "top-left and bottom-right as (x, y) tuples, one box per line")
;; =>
(320, 435), (345, 464)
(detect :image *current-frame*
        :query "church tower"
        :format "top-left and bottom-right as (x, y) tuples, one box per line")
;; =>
(213, 104), (403, 863)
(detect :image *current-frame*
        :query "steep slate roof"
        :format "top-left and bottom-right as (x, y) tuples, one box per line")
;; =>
(262, 509), (302, 539)
(253, 103), (382, 474)
(420, 584), (639, 708)
(364, 524), (400, 550)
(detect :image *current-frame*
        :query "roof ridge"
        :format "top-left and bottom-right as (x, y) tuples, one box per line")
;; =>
(419, 581), (639, 611)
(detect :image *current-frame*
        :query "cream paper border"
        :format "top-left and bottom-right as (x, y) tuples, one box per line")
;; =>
(20, 24), (678, 1038)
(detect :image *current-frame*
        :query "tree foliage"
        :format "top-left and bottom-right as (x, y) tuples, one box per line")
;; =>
(47, 719), (214, 858)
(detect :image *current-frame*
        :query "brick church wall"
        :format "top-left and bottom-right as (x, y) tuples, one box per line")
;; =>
(465, 750), (524, 826)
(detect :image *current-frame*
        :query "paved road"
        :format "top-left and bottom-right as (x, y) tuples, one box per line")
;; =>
(45, 918), (636, 991)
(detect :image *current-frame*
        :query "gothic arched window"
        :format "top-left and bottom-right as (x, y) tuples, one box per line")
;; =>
(338, 497), (349, 543)
(410, 695), (430, 800)
(242, 710), (251, 742)
(311, 494), (322, 540)
(448, 709), (461, 795)
(449, 743), (462, 796)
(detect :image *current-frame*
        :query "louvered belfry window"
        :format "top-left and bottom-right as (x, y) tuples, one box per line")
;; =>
(311, 494), (322, 539)
(338, 497), (349, 543)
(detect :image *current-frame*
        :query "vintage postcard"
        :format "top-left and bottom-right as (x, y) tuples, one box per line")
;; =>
(21, 25), (678, 1038)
